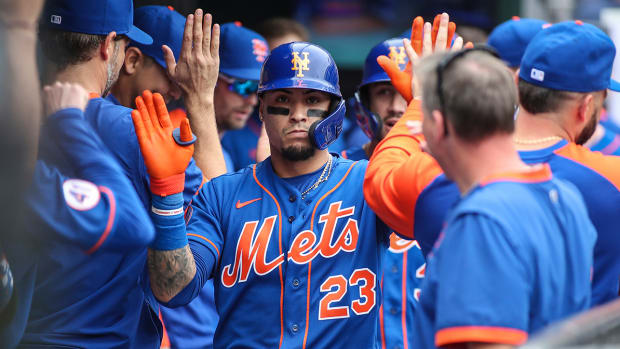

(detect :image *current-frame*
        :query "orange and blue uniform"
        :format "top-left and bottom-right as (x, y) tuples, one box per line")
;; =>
(364, 100), (620, 307)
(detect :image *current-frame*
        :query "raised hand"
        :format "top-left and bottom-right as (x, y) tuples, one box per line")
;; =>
(163, 9), (220, 103)
(131, 90), (194, 196)
(378, 13), (465, 102)
(42, 82), (89, 116)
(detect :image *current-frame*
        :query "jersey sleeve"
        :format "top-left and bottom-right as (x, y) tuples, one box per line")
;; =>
(433, 213), (529, 346)
(363, 99), (444, 239)
(27, 108), (154, 253)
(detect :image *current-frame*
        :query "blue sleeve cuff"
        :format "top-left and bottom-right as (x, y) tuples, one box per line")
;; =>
(150, 193), (188, 250)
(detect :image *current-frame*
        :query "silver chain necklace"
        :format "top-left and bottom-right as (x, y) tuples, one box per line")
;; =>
(300, 156), (333, 200)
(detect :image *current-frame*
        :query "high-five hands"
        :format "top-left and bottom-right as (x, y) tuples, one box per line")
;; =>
(163, 9), (219, 102)
(377, 13), (472, 102)
(131, 90), (194, 196)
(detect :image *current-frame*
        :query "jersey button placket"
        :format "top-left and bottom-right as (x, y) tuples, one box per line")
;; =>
(291, 323), (299, 333)
(289, 194), (296, 203)
(288, 215), (295, 223)
(292, 278), (300, 288)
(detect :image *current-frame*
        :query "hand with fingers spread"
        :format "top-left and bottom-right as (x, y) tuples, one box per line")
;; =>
(163, 9), (220, 103)
(377, 12), (463, 102)
(131, 90), (194, 196)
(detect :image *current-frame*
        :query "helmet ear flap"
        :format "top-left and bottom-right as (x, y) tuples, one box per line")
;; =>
(309, 99), (346, 149)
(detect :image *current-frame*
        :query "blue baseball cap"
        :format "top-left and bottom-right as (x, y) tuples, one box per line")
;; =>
(520, 20), (620, 92)
(219, 22), (269, 81)
(42, 0), (152, 45)
(488, 17), (547, 68)
(131, 6), (185, 69)
(360, 38), (408, 88)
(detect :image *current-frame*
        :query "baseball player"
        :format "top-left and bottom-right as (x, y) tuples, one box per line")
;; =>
(411, 46), (595, 348)
(109, 5), (226, 180)
(2, 82), (155, 348)
(346, 37), (425, 349)
(132, 42), (398, 348)
(365, 13), (620, 312)
(514, 20), (620, 306)
(32, 1), (217, 347)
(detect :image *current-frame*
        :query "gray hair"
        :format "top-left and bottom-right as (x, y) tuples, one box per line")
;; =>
(417, 50), (517, 142)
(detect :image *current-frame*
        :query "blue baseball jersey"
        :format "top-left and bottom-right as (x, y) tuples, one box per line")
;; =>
(166, 155), (389, 348)
(520, 140), (620, 306)
(19, 96), (204, 348)
(342, 146), (426, 349)
(414, 165), (596, 348)
(2, 108), (155, 348)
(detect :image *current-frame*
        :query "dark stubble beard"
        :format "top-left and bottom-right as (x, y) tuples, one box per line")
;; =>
(101, 42), (121, 98)
(575, 107), (600, 145)
(281, 144), (315, 161)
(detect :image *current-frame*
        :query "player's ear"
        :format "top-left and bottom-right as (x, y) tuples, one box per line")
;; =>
(576, 93), (595, 124)
(100, 31), (117, 62)
(430, 109), (447, 140)
(123, 47), (142, 75)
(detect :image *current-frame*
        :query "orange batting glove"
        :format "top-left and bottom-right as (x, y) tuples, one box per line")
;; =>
(377, 14), (457, 103)
(131, 90), (195, 196)
(431, 14), (456, 49)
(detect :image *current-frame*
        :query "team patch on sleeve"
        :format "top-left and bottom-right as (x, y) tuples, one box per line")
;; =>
(62, 179), (101, 211)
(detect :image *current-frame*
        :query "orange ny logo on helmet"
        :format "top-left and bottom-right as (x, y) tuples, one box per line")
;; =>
(291, 51), (310, 77)
(388, 46), (406, 65)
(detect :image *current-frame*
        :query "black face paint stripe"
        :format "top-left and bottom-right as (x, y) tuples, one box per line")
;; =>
(307, 109), (328, 118)
(266, 106), (290, 115)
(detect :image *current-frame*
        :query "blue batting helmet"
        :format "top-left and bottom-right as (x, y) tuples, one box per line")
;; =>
(350, 38), (408, 140)
(258, 42), (345, 150)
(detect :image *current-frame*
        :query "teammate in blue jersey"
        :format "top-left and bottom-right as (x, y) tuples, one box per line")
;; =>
(106, 8), (225, 346)
(33, 1), (164, 347)
(411, 44), (595, 348)
(514, 20), (620, 306)
(132, 42), (401, 348)
(32, 1), (222, 347)
(1, 82), (155, 348)
(346, 38), (425, 349)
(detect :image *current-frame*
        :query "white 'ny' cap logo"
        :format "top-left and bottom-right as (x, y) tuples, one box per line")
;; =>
(50, 15), (61, 24)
